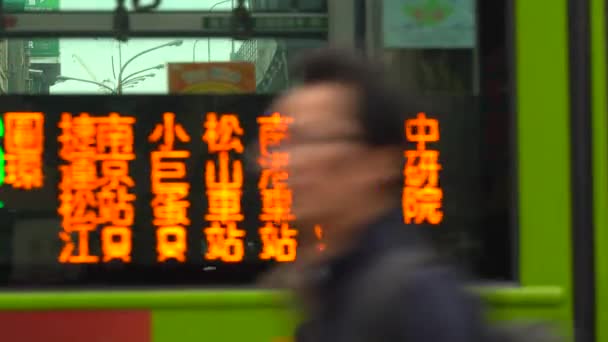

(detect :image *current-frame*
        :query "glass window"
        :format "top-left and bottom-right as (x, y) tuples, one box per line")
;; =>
(381, 0), (513, 281)
(0, 0), (515, 287)
(0, 33), (329, 287)
(0, 37), (323, 95)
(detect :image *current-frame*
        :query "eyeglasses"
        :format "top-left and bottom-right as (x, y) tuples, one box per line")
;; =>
(243, 134), (366, 171)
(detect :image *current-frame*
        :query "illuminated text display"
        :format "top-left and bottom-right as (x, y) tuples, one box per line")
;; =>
(202, 113), (246, 263)
(403, 112), (443, 225)
(149, 112), (191, 263)
(2, 112), (45, 190)
(0, 96), (510, 285)
(257, 113), (297, 263)
(58, 112), (137, 264)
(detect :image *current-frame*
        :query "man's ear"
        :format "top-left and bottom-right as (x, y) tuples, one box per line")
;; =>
(378, 146), (404, 180)
(361, 145), (403, 187)
(377, 146), (405, 190)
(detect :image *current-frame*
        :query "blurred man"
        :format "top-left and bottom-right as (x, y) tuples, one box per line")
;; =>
(261, 48), (483, 342)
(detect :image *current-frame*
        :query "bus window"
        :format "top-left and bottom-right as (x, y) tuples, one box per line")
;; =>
(0, 0), (515, 287)
(0, 37), (324, 95)
(380, 0), (513, 281)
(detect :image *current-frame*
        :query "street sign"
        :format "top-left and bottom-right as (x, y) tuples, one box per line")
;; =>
(24, 0), (59, 59)
(26, 39), (59, 57)
(168, 62), (256, 94)
(24, 0), (59, 11)
(3, 0), (25, 11)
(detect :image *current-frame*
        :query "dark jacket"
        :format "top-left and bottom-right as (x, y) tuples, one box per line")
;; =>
(295, 208), (484, 342)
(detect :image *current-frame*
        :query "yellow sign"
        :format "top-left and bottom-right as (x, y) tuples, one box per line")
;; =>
(168, 62), (256, 94)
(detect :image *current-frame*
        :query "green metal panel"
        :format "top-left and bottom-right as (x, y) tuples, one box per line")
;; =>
(515, 0), (573, 333)
(0, 288), (564, 309)
(152, 308), (296, 342)
(0, 288), (570, 341)
(590, 0), (608, 339)
(0, 290), (292, 310)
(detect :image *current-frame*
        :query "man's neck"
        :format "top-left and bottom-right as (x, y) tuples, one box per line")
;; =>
(321, 196), (398, 260)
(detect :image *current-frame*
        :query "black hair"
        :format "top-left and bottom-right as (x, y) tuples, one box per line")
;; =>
(290, 47), (406, 148)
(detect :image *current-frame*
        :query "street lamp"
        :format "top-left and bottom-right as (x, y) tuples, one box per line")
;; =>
(122, 64), (164, 84)
(122, 74), (156, 87)
(117, 39), (183, 94)
(56, 75), (116, 94)
(193, 0), (233, 62)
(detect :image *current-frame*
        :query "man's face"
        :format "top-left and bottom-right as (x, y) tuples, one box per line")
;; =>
(269, 82), (396, 239)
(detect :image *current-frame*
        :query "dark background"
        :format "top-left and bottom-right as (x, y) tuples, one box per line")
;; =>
(0, 94), (510, 287)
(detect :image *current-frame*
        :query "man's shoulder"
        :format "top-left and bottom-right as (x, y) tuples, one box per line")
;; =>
(364, 247), (480, 311)
(353, 248), (477, 309)
(343, 249), (484, 341)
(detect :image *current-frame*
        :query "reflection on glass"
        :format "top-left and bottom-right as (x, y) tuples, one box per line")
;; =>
(381, 0), (512, 281)
(0, 37), (323, 95)
(5, 0), (327, 12)
(51, 38), (236, 95)
(67, 0), (238, 11)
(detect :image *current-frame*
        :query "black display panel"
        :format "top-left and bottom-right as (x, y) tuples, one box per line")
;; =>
(0, 95), (512, 287)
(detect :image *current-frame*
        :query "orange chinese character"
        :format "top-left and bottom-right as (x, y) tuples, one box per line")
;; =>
(260, 187), (295, 223)
(206, 188), (243, 223)
(151, 190), (191, 226)
(4, 153), (43, 190)
(96, 113), (136, 159)
(97, 160), (135, 189)
(69, 189), (98, 224)
(148, 112), (191, 150)
(404, 150), (441, 187)
(97, 186), (136, 226)
(204, 221), (245, 262)
(65, 158), (98, 190)
(405, 112), (439, 150)
(258, 170), (289, 189)
(277, 225), (298, 262)
(258, 222), (297, 262)
(101, 226), (132, 262)
(202, 113), (244, 153)
(402, 186), (443, 224)
(259, 153), (290, 170)
(257, 112), (292, 168)
(151, 151), (190, 188)
(58, 113), (97, 159)
(259, 170), (294, 222)
(3, 112), (44, 189)
(157, 226), (187, 262)
(58, 225), (99, 264)
(205, 152), (244, 222)
(257, 112), (293, 156)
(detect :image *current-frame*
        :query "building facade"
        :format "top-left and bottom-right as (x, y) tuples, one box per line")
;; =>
(232, 0), (328, 93)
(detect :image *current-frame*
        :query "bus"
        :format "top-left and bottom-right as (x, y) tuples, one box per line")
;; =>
(0, 0), (604, 341)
